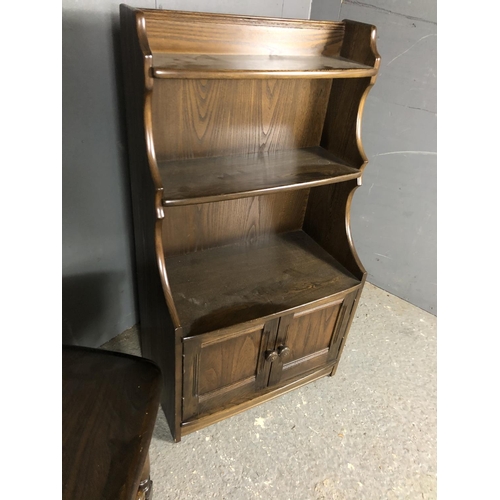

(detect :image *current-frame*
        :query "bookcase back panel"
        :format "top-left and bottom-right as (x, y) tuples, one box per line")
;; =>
(162, 190), (309, 255)
(143, 10), (344, 57)
(151, 79), (332, 162)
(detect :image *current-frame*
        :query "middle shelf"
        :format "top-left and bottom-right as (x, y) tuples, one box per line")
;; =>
(158, 146), (361, 206)
(165, 230), (361, 336)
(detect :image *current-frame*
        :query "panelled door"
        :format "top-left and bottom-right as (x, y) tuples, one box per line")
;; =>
(268, 292), (356, 386)
(182, 318), (279, 420)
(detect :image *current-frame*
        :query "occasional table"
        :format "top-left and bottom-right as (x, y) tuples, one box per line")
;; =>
(62, 345), (162, 500)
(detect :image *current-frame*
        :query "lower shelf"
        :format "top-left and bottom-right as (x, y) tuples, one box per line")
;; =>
(165, 230), (360, 336)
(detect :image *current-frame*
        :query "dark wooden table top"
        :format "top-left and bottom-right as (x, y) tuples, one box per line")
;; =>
(62, 346), (162, 500)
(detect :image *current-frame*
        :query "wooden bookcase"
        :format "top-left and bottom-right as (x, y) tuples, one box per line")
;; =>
(119, 5), (380, 442)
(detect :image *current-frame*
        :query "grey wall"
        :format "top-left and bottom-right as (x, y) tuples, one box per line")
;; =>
(311, 0), (437, 314)
(156, 0), (312, 18)
(62, 0), (313, 347)
(62, 0), (148, 347)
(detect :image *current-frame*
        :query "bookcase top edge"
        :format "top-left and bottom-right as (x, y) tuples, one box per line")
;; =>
(122, 4), (346, 30)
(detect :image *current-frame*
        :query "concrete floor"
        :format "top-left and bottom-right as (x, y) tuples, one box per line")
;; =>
(102, 283), (436, 499)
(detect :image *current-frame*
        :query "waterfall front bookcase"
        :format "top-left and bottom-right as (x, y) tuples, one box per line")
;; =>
(119, 4), (380, 442)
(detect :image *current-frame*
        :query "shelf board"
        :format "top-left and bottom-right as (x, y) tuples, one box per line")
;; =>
(166, 231), (361, 336)
(159, 147), (361, 207)
(152, 53), (377, 79)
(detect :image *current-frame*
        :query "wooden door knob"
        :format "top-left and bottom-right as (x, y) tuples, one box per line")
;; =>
(278, 346), (291, 359)
(265, 350), (279, 362)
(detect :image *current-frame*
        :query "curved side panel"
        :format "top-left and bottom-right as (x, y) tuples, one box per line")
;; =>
(144, 88), (181, 328)
(138, 13), (182, 329)
(350, 23), (380, 175)
(354, 82), (375, 174)
(313, 76), (373, 276)
(344, 182), (366, 276)
(120, 5), (182, 441)
(321, 75), (377, 173)
(321, 22), (379, 172)
(303, 180), (365, 279)
(367, 24), (381, 75)
(308, 22), (380, 277)
(341, 21), (380, 70)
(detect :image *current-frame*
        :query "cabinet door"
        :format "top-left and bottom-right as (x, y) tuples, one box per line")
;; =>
(182, 318), (279, 420)
(269, 293), (356, 386)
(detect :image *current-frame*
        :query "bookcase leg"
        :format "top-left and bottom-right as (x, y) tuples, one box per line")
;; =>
(137, 454), (153, 500)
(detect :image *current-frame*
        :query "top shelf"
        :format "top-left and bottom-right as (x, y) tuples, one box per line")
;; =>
(151, 53), (377, 79)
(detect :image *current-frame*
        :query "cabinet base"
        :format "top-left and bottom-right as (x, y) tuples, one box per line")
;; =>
(180, 363), (336, 437)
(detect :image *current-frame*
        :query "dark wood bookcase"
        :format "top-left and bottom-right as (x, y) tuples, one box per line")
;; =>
(119, 5), (380, 442)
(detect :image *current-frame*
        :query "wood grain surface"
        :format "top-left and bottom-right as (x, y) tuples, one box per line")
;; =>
(162, 191), (309, 255)
(142, 9), (345, 56)
(182, 318), (280, 420)
(152, 53), (376, 79)
(321, 21), (380, 170)
(159, 146), (360, 206)
(62, 346), (161, 500)
(120, 4), (182, 442)
(180, 364), (335, 435)
(165, 230), (360, 336)
(151, 78), (332, 162)
(120, 5), (379, 440)
(284, 302), (341, 359)
(304, 180), (365, 280)
(322, 77), (372, 169)
(198, 328), (263, 395)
